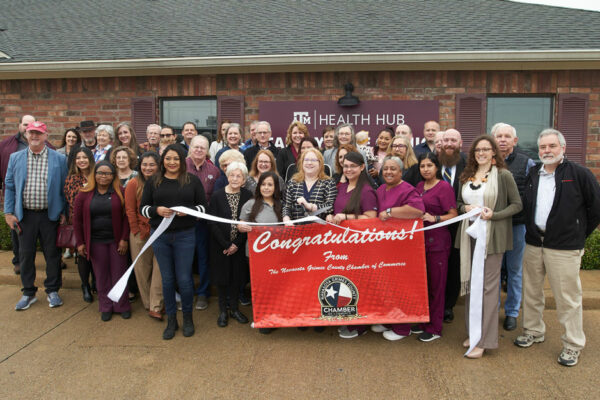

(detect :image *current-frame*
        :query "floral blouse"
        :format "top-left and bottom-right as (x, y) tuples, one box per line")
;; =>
(64, 174), (87, 223)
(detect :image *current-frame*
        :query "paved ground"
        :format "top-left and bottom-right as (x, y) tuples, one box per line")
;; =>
(2, 251), (600, 399)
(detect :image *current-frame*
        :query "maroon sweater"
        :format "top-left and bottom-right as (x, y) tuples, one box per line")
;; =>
(73, 188), (129, 260)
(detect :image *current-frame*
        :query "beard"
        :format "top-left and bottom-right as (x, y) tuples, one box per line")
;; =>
(439, 146), (461, 166)
(541, 151), (564, 165)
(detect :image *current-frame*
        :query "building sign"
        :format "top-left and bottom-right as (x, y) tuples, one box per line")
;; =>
(259, 100), (439, 148)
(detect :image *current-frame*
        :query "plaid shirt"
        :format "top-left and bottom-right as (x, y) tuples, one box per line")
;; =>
(23, 146), (49, 210)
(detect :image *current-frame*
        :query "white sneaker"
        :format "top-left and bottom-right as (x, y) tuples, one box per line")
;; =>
(383, 330), (407, 341)
(371, 324), (389, 333)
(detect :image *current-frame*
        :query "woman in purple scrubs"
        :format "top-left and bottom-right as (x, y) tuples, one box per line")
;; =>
(371, 155), (425, 341)
(325, 151), (378, 339)
(414, 152), (457, 342)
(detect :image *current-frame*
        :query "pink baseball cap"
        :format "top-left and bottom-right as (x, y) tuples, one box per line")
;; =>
(26, 121), (47, 134)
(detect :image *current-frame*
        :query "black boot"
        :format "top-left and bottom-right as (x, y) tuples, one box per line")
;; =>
(81, 284), (93, 303)
(163, 314), (179, 340)
(182, 312), (195, 337)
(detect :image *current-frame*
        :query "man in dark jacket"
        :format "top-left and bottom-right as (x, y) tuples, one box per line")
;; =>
(514, 128), (600, 367)
(0, 114), (35, 274)
(493, 123), (536, 331)
(243, 121), (279, 167)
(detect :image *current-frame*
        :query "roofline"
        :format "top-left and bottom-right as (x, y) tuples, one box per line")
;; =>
(1, 49), (600, 79)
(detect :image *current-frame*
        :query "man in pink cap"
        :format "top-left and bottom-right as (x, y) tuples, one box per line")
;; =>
(4, 121), (68, 311)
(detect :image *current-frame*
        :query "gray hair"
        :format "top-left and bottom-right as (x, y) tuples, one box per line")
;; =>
(226, 161), (248, 179)
(226, 123), (242, 136)
(256, 121), (272, 133)
(334, 123), (356, 147)
(96, 124), (115, 141)
(491, 122), (517, 138)
(382, 155), (404, 171)
(218, 149), (245, 166)
(146, 124), (161, 134)
(538, 128), (566, 147)
(187, 135), (209, 158)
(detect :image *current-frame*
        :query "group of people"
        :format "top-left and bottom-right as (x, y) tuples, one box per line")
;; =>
(1, 114), (598, 368)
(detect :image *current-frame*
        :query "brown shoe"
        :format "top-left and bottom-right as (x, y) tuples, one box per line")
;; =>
(13, 264), (20, 275)
(148, 310), (163, 321)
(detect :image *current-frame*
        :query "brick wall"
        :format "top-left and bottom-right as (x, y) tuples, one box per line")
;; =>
(1, 70), (598, 176)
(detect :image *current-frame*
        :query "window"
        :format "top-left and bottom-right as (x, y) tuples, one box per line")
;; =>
(160, 97), (217, 136)
(486, 96), (553, 160)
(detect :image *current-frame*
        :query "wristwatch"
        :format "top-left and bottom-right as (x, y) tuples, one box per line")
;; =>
(386, 208), (391, 217)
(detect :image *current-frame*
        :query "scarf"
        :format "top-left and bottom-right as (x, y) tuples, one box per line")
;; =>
(458, 165), (498, 296)
(94, 144), (112, 162)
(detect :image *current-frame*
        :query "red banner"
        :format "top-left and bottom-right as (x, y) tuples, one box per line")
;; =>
(248, 218), (428, 328)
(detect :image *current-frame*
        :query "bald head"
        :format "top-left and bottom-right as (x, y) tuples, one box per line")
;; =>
(442, 129), (462, 152)
(19, 115), (35, 134)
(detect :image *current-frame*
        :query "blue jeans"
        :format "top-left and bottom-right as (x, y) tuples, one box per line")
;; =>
(194, 221), (210, 297)
(501, 224), (526, 317)
(151, 227), (195, 315)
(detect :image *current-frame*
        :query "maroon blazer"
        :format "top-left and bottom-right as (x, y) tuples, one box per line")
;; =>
(73, 187), (129, 260)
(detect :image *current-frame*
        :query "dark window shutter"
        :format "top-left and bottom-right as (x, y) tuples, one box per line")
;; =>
(456, 94), (486, 150)
(557, 94), (588, 165)
(131, 97), (156, 143)
(217, 96), (245, 131)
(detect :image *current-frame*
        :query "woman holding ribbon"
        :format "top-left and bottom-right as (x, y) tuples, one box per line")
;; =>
(73, 161), (130, 321)
(326, 151), (378, 339)
(208, 162), (253, 328)
(238, 170), (284, 334)
(456, 135), (521, 358)
(140, 144), (207, 339)
(415, 152), (457, 342)
(371, 155), (425, 341)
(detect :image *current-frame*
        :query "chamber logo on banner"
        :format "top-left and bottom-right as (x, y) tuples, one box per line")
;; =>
(318, 275), (359, 319)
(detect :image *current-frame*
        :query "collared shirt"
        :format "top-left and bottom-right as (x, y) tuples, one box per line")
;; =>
(186, 157), (220, 201)
(23, 146), (49, 210)
(535, 165), (556, 231)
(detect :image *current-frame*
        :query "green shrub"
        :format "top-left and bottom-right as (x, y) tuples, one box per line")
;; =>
(582, 229), (600, 270)
(0, 212), (13, 250)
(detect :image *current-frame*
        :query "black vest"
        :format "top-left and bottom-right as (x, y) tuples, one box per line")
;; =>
(505, 150), (529, 225)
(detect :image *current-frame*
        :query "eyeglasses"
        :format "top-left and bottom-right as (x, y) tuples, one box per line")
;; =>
(303, 158), (319, 164)
(391, 144), (407, 149)
(95, 171), (113, 176)
(256, 131), (270, 135)
(474, 148), (493, 153)
(160, 134), (174, 138)
(257, 160), (271, 165)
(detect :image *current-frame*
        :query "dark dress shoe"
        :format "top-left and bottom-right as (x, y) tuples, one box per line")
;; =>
(61, 262), (67, 270)
(101, 311), (112, 322)
(163, 314), (179, 340)
(443, 308), (454, 323)
(81, 284), (93, 303)
(503, 316), (517, 331)
(313, 326), (326, 333)
(121, 310), (132, 319)
(230, 309), (249, 324)
(217, 311), (229, 327)
(259, 328), (274, 334)
(13, 264), (20, 275)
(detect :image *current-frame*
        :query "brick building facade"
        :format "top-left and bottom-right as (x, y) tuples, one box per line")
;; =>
(1, 69), (598, 177)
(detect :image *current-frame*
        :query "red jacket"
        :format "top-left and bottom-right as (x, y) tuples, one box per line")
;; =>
(73, 188), (129, 259)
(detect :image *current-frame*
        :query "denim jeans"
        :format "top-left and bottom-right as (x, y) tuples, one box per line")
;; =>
(500, 224), (526, 317)
(194, 221), (210, 297)
(151, 227), (195, 315)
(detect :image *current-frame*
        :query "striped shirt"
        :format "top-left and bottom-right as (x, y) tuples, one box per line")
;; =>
(23, 146), (49, 210)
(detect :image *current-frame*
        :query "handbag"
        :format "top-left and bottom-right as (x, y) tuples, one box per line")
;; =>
(56, 224), (77, 249)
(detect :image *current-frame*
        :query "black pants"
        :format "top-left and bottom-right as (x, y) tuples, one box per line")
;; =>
(77, 254), (95, 287)
(19, 209), (62, 296)
(444, 247), (461, 310)
(218, 285), (239, 312)
(11, 228), (19, 265)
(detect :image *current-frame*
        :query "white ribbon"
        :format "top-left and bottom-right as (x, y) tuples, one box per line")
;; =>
(464, 216), (487, 357)
(108, 206), (482, 304)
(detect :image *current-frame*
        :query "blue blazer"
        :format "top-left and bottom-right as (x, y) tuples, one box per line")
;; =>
(4, 147), (68, 221)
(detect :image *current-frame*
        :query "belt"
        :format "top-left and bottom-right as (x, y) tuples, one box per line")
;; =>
(24, 208), (48, 212)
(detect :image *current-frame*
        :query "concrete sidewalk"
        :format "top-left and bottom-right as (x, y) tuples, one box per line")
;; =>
(2, 250), (600, 309)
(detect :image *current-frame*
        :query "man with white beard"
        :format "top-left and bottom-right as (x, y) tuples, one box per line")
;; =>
(514, 129), (600, 367)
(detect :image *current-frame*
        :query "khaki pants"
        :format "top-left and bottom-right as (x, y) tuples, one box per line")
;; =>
(130, 233), (163, 313)
(522, 244), (585, 351)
